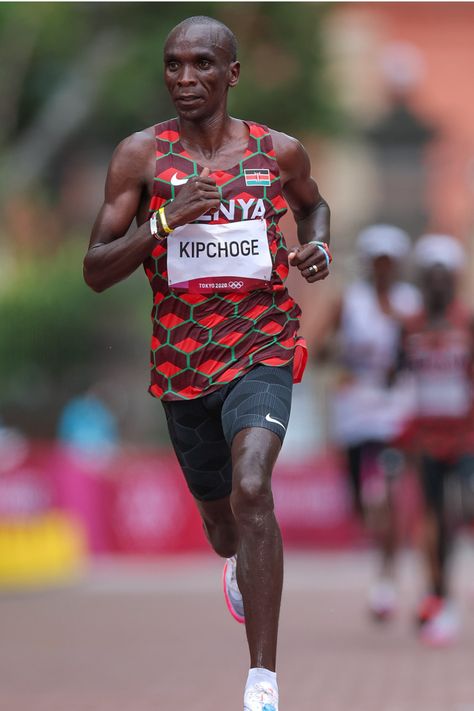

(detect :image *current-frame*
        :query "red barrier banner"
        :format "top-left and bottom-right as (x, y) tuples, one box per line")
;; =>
(273, 453), (363, 548)
(0, 444), (56, 518)
(103, 452), (207, 554)
(1, 442), (414, 555)
(101, 451), (361, 553)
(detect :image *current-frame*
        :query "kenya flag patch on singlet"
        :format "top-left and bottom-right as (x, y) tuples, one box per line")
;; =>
(244, 168), (271, 187)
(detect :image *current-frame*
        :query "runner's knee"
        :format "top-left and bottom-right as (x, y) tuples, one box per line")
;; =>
(230, 459), (274, 521)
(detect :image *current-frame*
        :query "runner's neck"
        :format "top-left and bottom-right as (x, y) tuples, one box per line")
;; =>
(177, 115), (249, 170)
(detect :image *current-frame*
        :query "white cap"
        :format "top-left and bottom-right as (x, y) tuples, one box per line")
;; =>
(357, 224), (411, 261)
(414, 234), (465, 272)
(380, 42), (425, 93)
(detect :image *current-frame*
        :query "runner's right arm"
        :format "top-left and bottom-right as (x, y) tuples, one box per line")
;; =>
(84, 132), (220, 293)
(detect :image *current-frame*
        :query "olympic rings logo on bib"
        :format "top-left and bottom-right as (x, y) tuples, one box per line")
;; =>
(228, 280), (244, 289)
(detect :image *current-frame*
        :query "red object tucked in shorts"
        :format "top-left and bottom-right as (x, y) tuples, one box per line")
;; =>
(293, 337), (308, 384)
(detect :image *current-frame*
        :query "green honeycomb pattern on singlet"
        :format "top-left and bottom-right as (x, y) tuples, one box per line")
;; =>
(144, 119), (301, 401)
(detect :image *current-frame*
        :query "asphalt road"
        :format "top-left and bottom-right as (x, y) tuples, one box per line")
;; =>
(1, 547), (474, 711)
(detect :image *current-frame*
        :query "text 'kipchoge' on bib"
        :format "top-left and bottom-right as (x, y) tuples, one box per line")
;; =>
(167, 218), (272, 294)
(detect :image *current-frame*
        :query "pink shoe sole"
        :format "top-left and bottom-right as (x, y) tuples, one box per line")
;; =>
(420, 631), (458, 648)
(222, 560), (245, 624)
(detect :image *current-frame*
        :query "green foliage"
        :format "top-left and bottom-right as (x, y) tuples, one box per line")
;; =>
(0, 243), (95, 394)
(224, 3), (336, 135)
(0, 2), (339, 437)
(1, 2), (338, 149)
(0, 240), (149, 401)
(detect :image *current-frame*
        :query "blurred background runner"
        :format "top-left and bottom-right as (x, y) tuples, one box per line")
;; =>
(320, 224), (421, 620)
(397, 234), (474, 647)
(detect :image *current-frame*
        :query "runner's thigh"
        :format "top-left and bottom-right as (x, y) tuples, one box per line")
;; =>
(163, 396), (232, 501)
(221, 364), (293, 446)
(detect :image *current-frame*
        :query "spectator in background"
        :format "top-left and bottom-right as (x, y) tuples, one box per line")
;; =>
(398, 234), (474, 646)
(58, 389), (118, 466)
(324, 225), (421, 620)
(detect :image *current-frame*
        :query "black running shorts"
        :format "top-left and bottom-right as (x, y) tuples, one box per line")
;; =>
(162, 363), (293, 501)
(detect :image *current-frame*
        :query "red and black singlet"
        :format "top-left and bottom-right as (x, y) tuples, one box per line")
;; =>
(143, 118), (302, 401)
(402, 301), (474, 460)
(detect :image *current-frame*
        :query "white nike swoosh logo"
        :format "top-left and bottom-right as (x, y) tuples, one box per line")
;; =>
(265, 413), (286, 431)
(170, 172), (189, 186)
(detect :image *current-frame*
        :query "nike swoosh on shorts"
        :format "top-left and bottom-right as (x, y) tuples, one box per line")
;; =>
(265, 413), (286, 431)
(170, 172), (189, 186)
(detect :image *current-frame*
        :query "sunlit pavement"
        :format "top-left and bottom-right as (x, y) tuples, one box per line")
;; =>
(1, 546), (474, 711)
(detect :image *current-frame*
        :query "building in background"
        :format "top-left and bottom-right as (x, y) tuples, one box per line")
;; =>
(285, 3), (474, 450)
(319, 2), (474, 264)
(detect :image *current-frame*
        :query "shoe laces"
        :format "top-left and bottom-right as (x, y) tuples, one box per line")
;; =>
(244, 682), (278, 710)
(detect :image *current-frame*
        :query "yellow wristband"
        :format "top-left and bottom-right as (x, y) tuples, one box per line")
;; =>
(159, 206), (173, 235)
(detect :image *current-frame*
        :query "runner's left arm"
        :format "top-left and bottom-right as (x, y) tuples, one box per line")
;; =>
(272, 130), (330, 283)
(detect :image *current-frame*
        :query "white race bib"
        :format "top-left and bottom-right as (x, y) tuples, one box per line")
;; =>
(417, 375), (471, 417)
(167, 218), (272, 293)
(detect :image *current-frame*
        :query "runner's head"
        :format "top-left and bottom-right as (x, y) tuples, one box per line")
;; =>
(164, 16), (240, 121)
(414, 234), (465, 313)
(356, 224), (411, 289)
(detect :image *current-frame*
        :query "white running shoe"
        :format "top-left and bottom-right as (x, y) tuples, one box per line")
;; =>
(368, 579), (397, 621)
(244, 681), (279, 711)
(420, 601), (460, 647)
(223, 555), (245, 624)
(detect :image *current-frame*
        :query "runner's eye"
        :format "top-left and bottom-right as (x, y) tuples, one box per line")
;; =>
(167, 61), (179, 72)
(198, 59), (211, 70)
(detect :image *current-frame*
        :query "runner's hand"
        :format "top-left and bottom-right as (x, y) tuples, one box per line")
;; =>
(288, 242), (331, 283)
(166, 167), (221, 228)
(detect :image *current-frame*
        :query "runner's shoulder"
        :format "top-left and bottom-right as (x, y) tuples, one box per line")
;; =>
(268, 128), (308, 172)
(269, 129), (305, 157)
(110, 126), (155, 180)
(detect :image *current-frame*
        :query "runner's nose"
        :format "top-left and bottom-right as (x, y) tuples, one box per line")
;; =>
(177, 63), (197, 87)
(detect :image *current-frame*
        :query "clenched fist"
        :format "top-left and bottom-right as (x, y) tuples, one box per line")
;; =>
(288, 241), (332, 283)
(166, 167), (221, 228)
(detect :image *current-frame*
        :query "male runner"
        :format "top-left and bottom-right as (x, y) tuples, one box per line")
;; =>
(398, 234), (474, 646)
(327, 225), (420, 620)
(84, 16), (330, 710)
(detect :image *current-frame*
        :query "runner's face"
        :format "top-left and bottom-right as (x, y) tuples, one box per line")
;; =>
(372, 255), (396, 286)
(164, 25), (239, 120)
(423, 264), (455, 312)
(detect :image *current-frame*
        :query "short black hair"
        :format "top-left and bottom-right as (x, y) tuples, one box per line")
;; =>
(167, 16), (238, 62)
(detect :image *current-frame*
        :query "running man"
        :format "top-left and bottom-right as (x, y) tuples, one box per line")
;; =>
(83, 16), (330, 711)
(398, 234), (474, 646)
(323, 225), (420, 620)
